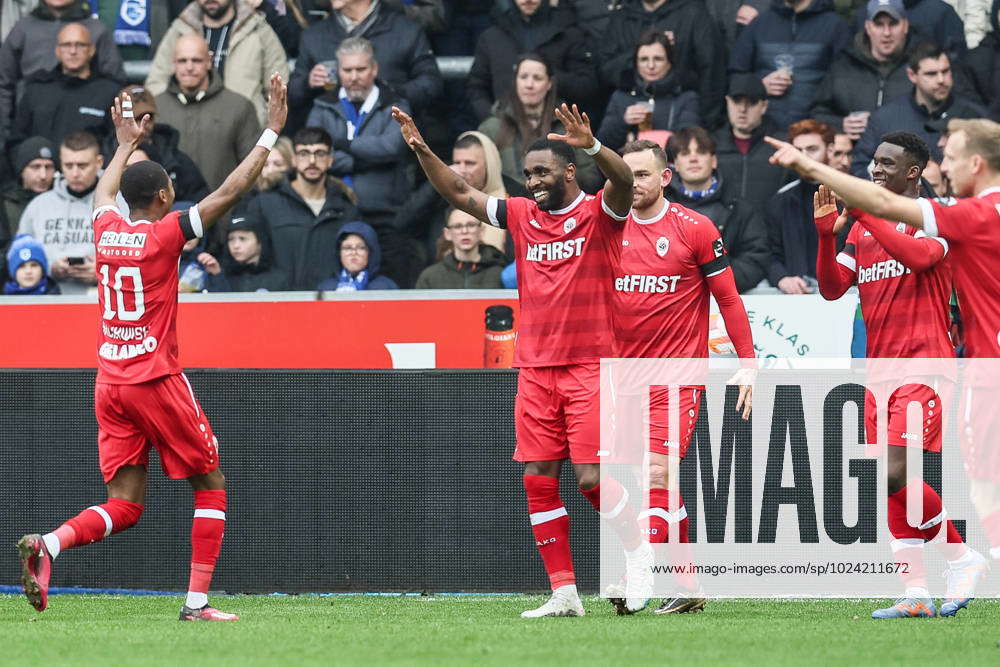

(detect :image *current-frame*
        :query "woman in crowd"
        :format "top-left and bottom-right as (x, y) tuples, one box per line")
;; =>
(597, 30), (700, 151)
(478, 54), (600, 192)
(317, 221), (398, 291)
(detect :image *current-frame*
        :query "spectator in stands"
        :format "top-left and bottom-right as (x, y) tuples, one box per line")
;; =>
(478, 54), (600, 192)
(767, 118), (836, 294)
(317, 221), (398, 290)
(245, 0), (307, 56)
(952, 0), (991, 48)
(304, 36), (414, 288)
(4, 233), (59, 294)
(0, 0), (124, 148)
(560, 0), (616, 42)
(597, 29), (700, 151)
(259, 135), (294, 190)
(10, 23), (120, 149)
(1, 0), (39, 41)
(730, 0), (851, 128)
(600, 0), (728, 129)
(831, 132), (854, 172)
(16, 130), (100, 294)
(415, 207), (505, 289)
(850, 41), (986, 175)
(202, 214), (290, 291)
(397, 130), (520, 261)
(146, 0), (289, 126)
(663, 130), (768, 292)
(706, 0), (771, 51)
(290, 0), (442, 120)
(101, 85), (211, 208)
(154, 34), (260, 192)
(0, 137), (54, 271)
(811, 0), (918, 140)
(95, 0), (188, 60)
(467, 0), (599, 122)
(851, 0), (968, 57)
(713, 74), (789, 214)
(966, 0), (1000, 119)
(385, 0), (445, 33)
(243, 126), (360, 290)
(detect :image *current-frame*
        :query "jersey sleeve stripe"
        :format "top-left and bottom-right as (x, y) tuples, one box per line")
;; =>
(698, 254), (729, 276)
(188, 204), (204, 238)
(485, 196), (506, 228)
(600, 193), (628, 221)
(836, 252), (857, 272)
(92, 205), (119, 223)
(703, 267), (729, 278)
(916, 198), (938, 237)
(930, 236), (949, 254)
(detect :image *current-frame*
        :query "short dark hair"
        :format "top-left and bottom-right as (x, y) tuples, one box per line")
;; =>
(666, 127), (716, 162)
(880, 131), (930, 171)
(293, 126), (333, 149)
(622, 139), (668, 169)
(120, 160), (171, 209)
(454, 134), (483, 151)
(908, 41), (947, 72)
(634, 28), (674, 69)
(523, 138), (575, 166)
(61, 130), (99, 153)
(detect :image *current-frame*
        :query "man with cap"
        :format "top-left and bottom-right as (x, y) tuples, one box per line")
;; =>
(0, 136), (55, 277)
(851, 0), (969, 59)
(811, 0), (921, 141)
(713, 73), (790, 214)
(100, 85), (211, 213)
(10, 23), (122, 149)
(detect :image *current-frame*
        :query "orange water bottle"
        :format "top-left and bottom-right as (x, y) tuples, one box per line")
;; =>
(484, 305), (515, 368)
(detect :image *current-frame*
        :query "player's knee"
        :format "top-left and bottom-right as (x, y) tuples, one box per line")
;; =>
(886, 451), (907, 494)
(648, 462), (668, 490)
(576, 469), (600, 491)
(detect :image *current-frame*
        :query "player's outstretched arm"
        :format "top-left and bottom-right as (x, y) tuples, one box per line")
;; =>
(705, 270), (755, 419)
(94, 93), (152, 211)
(855, 214), (946, 272)
(197, 73), (288, 229)
(549, 103), (633, 218)
(765, 136), (925, 229)
(392, 106), (492, 222)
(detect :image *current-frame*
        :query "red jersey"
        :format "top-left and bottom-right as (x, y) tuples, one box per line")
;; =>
(486, 190), (625, 367)
(611, 199), (730, 359)
(916, 189), (1000, 358)
(837, 212), (953, 358)
(93, 204), (201, 384)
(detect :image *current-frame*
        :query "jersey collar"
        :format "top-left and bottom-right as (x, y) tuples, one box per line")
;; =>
(548, 190), (585, 216)
(632, 199), (669, 225)
(976, 186), (1000, 198)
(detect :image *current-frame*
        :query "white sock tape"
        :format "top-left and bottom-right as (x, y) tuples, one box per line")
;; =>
(257, 128), (278, 150)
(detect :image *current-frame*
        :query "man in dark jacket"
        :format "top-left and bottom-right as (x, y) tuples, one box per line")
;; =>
(665, 127), (769, 292)
(243, 126), (360, 290)
(304, 37), (415, 288)
(713, 74), (790, 214)
(0, 0), (124, 145)
(850, 41), (987, 176)
(10, 23), (120, 149)
(730, 0), (852, 128)
(415, 208), (505, 289)
(289, 0), (441, 121)
(467, 1), (599, 122)
(600, 0), (729, 129)
(851, 0), (968, 59)
(0, 136), (54, 278)
(966, 0), (1000, 120)
(811, 0), (919, 139)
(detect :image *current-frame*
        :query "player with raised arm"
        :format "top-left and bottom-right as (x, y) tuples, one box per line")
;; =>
(16, 74), (288, 621)
(611, 140), (755, 615)
(394, 103), (651, 618)
(812, 132), (987, 618)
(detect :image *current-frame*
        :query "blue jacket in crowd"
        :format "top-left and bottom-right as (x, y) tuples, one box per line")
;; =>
(317, 221), (399, 291)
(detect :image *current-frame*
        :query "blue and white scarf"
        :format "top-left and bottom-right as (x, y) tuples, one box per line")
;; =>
(114, 0), (152, 47)
(335, 269), (369, 291)
(680, 176), (720, 201)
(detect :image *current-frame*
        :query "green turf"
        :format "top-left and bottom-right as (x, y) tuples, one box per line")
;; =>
(2, 594), (998, 665)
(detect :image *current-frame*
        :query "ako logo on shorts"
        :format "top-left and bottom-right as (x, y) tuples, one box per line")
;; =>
(655, 236), (669, 257)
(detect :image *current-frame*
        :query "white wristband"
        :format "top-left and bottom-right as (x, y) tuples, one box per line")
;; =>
(583, 138), (602, 156)
(257, 128), (278, 150)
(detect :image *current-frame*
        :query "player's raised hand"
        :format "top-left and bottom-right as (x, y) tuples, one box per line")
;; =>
(764, 136), (807, 172)
(392, 106), (427, 152)
(548, 103), (595, 148)
(813, 185), (848, 236)
(110, 93), (151, 149)
(266, 72), (288, 133)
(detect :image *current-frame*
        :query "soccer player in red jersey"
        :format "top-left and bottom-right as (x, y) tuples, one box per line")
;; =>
(611, 140), (755, 615)
(812, 132), (987, 618)
(16, 74), (288, 621)
(394, 103), (649, 617)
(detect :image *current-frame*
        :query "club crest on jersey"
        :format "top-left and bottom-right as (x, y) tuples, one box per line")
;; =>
(563, 217), (576, 234)
(896, 222), (907, 232)
(529, 218), (542, 229)
(655, 236), (669, 256)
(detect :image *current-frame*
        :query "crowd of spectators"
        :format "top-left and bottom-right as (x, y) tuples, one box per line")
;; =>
(1, 0), (999, 296)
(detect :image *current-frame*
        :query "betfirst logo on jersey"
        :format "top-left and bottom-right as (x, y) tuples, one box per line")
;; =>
(525, 237), (585, 262)
(857, 259), (910, 285)
(98, 230), (148, 257)
(615, 274), (681, 293)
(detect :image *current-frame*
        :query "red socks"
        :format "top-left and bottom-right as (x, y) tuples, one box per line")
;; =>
(53, 498), (144, 551)
(189, 490), (227, 595)
(523, 475), (574, 590)
(643, 489), (689, 544)
(580, 478), (642, 552)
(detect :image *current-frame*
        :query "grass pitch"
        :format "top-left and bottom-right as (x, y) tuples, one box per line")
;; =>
(2, 594), (999, 665)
